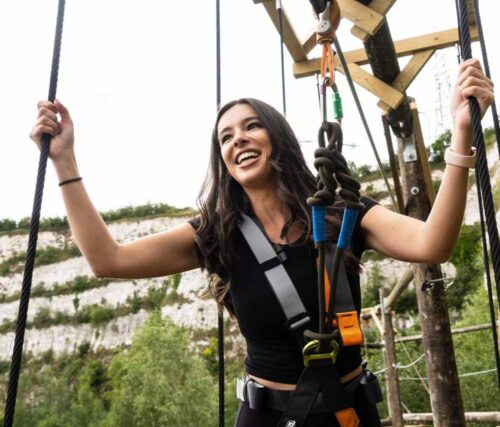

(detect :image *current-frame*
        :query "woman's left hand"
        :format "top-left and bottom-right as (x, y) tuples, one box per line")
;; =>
(450, 58), (494, 131)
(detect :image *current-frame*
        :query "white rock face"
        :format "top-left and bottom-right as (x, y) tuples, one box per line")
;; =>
(1, 145), (498, 362)
(0, 214), (218, 361)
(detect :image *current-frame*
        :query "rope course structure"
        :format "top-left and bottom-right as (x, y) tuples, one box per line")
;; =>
(252, 0), (499, 426)
(2, 1), (499, 426)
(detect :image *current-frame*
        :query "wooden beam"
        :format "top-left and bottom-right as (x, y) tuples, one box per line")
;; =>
(411, 100), (436, 205)
(335, 61), (405, 110)
(294, 26), (479, 78)
(384, 268), (414, 309)
(395, 322), (498, 343)
(337, 0), (385, 36)
(302, 0), (388, 53)
(378, 49), (435, 114)
(302, 25), (317, 55)
(257, 1), (308, 62)
(351, 0), (398, 42)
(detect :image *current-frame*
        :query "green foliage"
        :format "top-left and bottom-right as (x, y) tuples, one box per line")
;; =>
(453, 286), (500, 415)
(361, 265), (384, 309)
(0, 218), (16, 232)
(432, 178), (441, 194)
(0, 245), (81, 276)
(430, 129), (452, 164)
(104, 313), (217, 426)
(3, 314), (225, 427)
(0, 202), (197, 236)
(484, 126), (496, 149)
(448, 223), (483, 311)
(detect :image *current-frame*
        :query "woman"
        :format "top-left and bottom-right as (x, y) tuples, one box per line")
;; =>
(30, 58), (494, 426)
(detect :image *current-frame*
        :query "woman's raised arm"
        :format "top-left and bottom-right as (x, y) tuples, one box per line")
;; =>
(30, 100), (200, 279)
(360, 58), (494, 264)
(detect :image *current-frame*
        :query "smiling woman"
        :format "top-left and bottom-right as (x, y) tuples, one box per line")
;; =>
(28, 51), (494, 425)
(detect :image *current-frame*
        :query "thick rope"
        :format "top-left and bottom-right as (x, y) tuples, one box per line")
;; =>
(471, 0), (500, 157)
(3, 2), (66, 426)
(277, 1), (287, 115)
(215, 0), (225, 425)
(455, 0), (500, 314)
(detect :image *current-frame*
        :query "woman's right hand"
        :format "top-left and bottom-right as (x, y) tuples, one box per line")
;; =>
(30, 99), (75, 162)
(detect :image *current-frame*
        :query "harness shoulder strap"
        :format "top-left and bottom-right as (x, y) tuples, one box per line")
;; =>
(238, 214), (311, 341)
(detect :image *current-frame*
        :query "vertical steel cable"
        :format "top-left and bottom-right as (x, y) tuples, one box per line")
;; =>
(277, 0), (287, 115)
(3, 2), (66, 426)
(471, 0), (500, 156)
(455, 0), (500, 307)
(469, 0), (500, 391)
(476, 183), (500, 390)
(215, 1), (225, 425)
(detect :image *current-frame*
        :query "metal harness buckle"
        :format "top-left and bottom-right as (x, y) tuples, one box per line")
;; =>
(302, 339), (339, 367)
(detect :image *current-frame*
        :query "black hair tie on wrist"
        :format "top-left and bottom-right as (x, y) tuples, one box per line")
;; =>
(58, 177), (82, 186)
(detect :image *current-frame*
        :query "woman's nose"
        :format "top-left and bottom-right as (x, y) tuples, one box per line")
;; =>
(232, 130), (248, 147)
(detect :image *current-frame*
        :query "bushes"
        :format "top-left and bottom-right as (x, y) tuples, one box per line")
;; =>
(2, 314), (220, 427)
(0, 203), (197, 237)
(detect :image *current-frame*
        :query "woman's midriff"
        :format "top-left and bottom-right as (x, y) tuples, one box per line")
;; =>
(248, 364), (363, 391)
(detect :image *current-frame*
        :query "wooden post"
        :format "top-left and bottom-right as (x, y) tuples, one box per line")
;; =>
(396, 130), (466, 426)
(380, 287), (404, 427)
(362, 15), (466, 426)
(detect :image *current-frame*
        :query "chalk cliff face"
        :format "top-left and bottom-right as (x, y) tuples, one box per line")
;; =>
(0, 216), (219, 361)
(0, 138), (497, 362)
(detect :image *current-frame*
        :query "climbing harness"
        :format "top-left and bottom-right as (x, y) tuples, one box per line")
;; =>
(3, 2), (66, 426)
(236, 214), (383, 425)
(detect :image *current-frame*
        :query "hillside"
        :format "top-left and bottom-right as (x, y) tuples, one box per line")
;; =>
(0, 147), (499, 425)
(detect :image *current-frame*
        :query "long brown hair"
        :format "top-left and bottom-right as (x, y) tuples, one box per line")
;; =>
(194, 98), (354, 313)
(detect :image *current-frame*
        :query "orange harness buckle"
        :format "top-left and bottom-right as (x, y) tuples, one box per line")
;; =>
(336, 311), (364, 346)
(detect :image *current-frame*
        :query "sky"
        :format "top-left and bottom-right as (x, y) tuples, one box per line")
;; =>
(0, 0), (499, 221)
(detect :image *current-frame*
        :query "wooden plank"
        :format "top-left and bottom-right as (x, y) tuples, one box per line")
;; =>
(335, 61), (405, 110)
(302, 26), (317, 55)
(337, 0), (385, 36)
(378, 49), (435, 113)
(259, 1), (308, 62)
(411, 100), (436, 205)
(351, 0), (398, 42)
(294, 26), (478, 77)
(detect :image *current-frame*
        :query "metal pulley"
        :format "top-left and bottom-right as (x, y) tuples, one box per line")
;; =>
(316, 1), (341, 43)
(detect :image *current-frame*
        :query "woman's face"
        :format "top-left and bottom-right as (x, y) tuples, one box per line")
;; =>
(217, 103), (273, 189)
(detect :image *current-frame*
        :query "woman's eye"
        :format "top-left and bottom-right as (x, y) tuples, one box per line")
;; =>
(221, 134), (232, 144)
(247, 122), (262, 130)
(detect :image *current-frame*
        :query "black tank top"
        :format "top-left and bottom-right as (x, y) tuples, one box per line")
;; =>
(190, 197), (377, 383)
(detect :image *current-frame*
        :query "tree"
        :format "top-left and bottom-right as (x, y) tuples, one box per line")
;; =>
(430, 129), (452, 164)
(104, 313), (217, 427)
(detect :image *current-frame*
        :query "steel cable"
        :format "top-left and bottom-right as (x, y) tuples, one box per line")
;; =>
(476, 180), (500, 390)
(215, 0), (225, 425)
(471, 0), (500, 157)
(333, 36), (399, 211)
(455, 0), (500, 312)
(3, 2), (66, 426)
(277, 1), (287, 115)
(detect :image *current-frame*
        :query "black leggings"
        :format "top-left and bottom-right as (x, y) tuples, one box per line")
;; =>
(234, 385), (381, 427)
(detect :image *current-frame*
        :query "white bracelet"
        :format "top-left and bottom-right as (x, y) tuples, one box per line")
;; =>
(444, 147), (476, 169)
